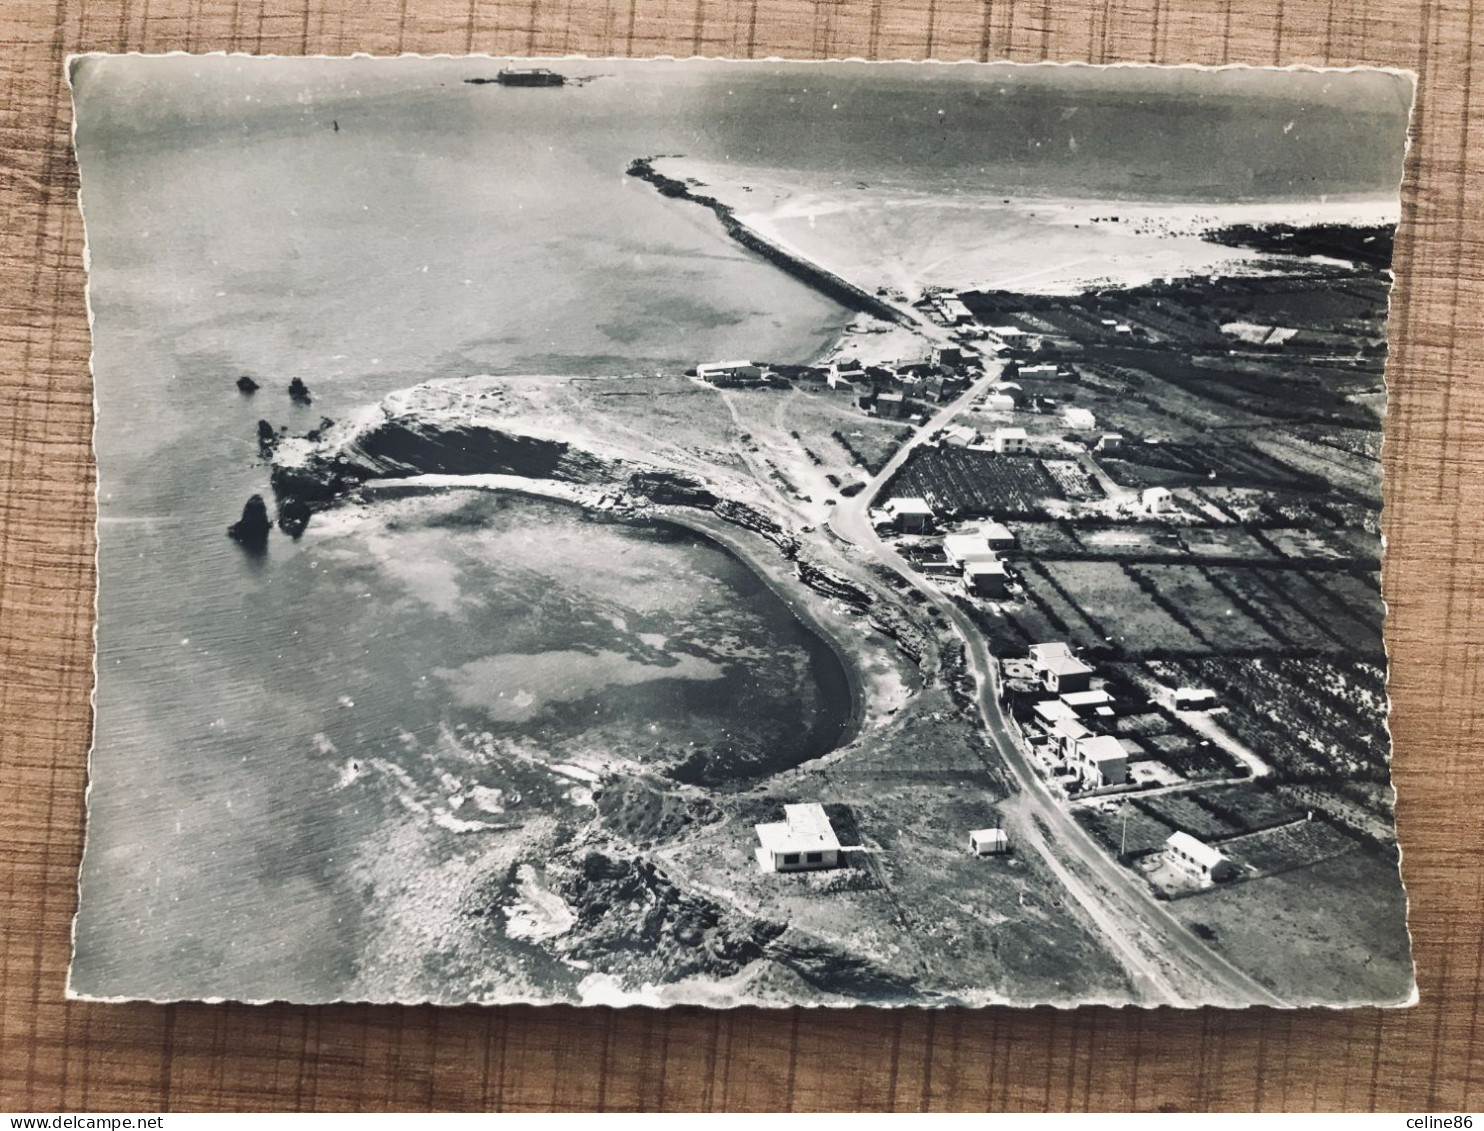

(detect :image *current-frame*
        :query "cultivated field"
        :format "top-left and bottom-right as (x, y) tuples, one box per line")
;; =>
(886, 449), (1063, 517)
(1034, 560), (1208, 654)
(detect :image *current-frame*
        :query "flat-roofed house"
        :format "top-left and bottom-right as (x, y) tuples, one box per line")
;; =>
(981, 393), (1017, 412)
(885, 497), (935, 533)
(1059, 688), (1116, 717)
(876, 391), (906, 419)
(962, 559), (1009, 597)
(1032, 698), (1080, 733)
(1096, 433), (1124, 453)
(1075, 734), (1129, 788)
(992, 426), (1030, 454)
(942, 533), (1000, 568)
(755, 803), (843, 873)
(697, 360), (762, 385)
(1063, 406), (1097, 430)
(1165, 831), (1236, 882)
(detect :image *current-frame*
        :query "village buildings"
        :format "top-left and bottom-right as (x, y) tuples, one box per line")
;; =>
(696, 360), (762, 385)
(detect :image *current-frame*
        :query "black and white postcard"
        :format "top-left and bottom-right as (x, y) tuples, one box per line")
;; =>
(69, 56), (1416, 1008)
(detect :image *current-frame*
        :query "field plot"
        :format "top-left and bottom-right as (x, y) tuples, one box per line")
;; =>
(1179, 527), (1274, 560)
(1074, 804), (1175, 859)
(886, 449), (1063, 517)
(1222, 819), (1356, 877)
(1102, 441), (1323, 491)
(1203, 567), (1346, 652)
(1261, 570), (1384, 655)
(1036, 560), (1207, 655)
(1006, 522), (1083, 556)
(1074, 525), (1186, 558)
(1126, 565), (1278, 651)
(1260, 526), (1375, 563)
(1041, 459), (1103, 500)
(1015, 560), (1105, 646)
(1134, 793), (1245, 841)
(1251, 436), (1381, 502)
(1196, 783), (1307, 835)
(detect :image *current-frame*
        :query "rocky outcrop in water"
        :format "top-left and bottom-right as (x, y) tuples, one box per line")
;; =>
(257, 419), (279, 455)
(227, 495), (272, 549)
(272, 412), (625, 506)
(276, 496), (312, 539)
(236, 375), (259, 394)
(288, 377), (313, 405)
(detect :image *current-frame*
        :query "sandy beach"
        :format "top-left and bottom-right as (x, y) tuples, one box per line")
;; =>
(654, 157), (1401, 298)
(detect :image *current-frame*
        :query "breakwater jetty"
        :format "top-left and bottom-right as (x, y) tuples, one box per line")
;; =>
(627, 158), (918, 330)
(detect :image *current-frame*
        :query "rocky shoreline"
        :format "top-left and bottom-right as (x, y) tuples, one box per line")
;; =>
(266, 376), (931, 738)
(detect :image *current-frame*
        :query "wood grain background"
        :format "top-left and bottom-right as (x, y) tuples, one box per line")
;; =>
(2, 0), (1480, 1113)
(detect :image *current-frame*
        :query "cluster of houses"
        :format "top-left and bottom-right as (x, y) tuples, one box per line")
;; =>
(877, 499), (1018, 599)
(1014, 642), (1131, 793)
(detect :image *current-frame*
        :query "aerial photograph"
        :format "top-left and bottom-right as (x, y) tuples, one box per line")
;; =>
(69, 56), (1416, 1008)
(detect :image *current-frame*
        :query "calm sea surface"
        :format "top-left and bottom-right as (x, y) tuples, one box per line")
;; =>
(70, 58), (1411, 1001)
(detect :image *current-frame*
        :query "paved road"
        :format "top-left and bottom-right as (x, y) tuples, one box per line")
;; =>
(827, 378), (1288, 1008)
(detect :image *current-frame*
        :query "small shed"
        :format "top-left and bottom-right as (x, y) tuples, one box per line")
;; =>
(1174, 687), (1218, 710)
(969, 828), (1010, 856)
(1142, 486), (1175, 514)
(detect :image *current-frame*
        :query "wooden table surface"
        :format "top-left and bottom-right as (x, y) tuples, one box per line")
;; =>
(2, 0), (1481, 1113)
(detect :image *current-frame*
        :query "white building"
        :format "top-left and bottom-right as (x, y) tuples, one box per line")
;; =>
(969, 828), (1010, 856)
(1019, 363), (1060, 378)
(981, 393), (1017, 412)
(1074, 734), (1129, 788)
(982, 521), (1016, 551)
(942, 424), (978, 448)
(942, 533), (1000, 568)
(696, 360), (762, 384)
(885, 497), (935, 533)
(1174, 687), (1218, 710)
(991, 427), (1030, 454)
(1142, 486), (1175, 514)
(1063, 407), (1097, 430)
(1165, 831), (1236, 882)
(1095, 433), (1124, 453)
(755, 803), (843, 873)
(963, 559), (1009, 598)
